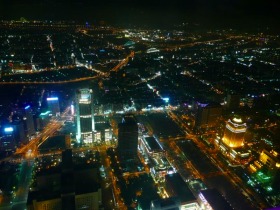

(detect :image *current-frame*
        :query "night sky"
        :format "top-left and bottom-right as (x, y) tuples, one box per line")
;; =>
(0, 0), (279, 29)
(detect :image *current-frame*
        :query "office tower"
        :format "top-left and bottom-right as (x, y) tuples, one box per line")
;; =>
(47, 97), (60, 116)
(117, 115), (138, 160)
(0, 126), (16, 151)
(35, 110), (51, 131)
(222, 117), (246, 148)
(195, 102), (222, 128)
(22, 105), (35, 138)
(76, 89), (95, 144)
(12, 120), (26, 145)
(226, 94), (240, 110)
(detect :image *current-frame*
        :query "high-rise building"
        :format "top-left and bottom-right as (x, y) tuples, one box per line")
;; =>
(215, 117), (250, 164)
(47, 97), (60, 117)
(11, 105), (35, 140)
(76, 89), (95, 144)
(117, 115), (138, 160)
(0, 126), (16, 151)
(12, 120), (26, 145)
(222, 117), (246, 148)
(20, 105), (35, 139)
(195, 102), (222, 128)
(226, 94), (240, 110)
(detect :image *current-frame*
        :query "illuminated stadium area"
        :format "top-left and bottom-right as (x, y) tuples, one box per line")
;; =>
(139, 135), (174, 182)
(139, 135), (165, 159)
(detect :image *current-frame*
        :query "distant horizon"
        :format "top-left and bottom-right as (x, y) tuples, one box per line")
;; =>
(0, 0), (279, 31)
(0, 18), (279, 34)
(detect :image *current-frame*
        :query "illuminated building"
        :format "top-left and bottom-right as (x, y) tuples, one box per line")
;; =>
(94, 116), (112, 144)
(222, 117), (246, 148)
(139, 135), (172, 182)
(147, 48), (160, 53)
(140, 135), (164, 159)
(94, 124), (112, 144)
(76, 89), (95, 145)
(37, 111), (51, 131)
(117, 115), (138, 160)
(165, 173), (199, 210)
(0, 126), (16, 151)
(47, 97), (60, 117)
(198, 188), (233, 210)
(250, 149), (280, 194)
(259, 149), (280, 171)
(215, 117), (250, 164)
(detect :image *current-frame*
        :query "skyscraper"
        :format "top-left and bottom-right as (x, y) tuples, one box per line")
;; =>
(117, 115), (138, 160)
(222, 117), (246, 148)
(76, 89), (95, 145)
(21, 105), (35, 139)
(195, 102), (222, 128)
(47, 97), (60, 116)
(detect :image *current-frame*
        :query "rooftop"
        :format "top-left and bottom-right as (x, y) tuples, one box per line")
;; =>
(200, 188), (233, 210)
(165, 173), (196, 204)
(144, 136), (163, 152)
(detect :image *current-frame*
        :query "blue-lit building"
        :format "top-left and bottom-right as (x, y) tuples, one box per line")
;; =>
(75, 89), (95, 145)
(37, 110), (52, 131)
(0, 126), (16, 151)
(47, 97), (60, 117)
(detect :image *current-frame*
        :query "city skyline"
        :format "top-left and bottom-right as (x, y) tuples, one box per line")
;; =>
(0, 0), (280, 30)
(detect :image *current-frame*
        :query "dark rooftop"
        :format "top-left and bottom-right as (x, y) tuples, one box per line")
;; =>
(200, 188), (233, 210)
(151, 196), (180, 210)
(165, 173), (196, 204)
(144, 136), (162, 152)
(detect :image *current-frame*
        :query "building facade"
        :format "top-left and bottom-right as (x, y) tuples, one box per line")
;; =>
(47, 97), (60, 117)
(222, 117), (246, 148)
(76, 89), (95, 145)
(117, 115), (138, 160)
